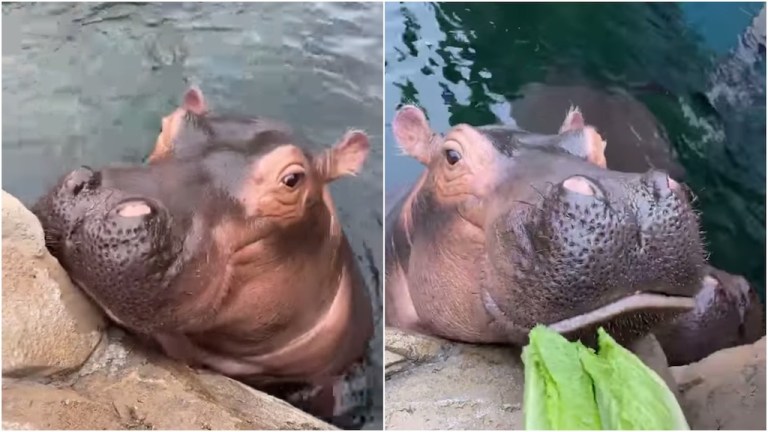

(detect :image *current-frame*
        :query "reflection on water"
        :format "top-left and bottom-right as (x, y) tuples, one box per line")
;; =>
(2, 2), (383, 428)
(385, 2), (766, 295)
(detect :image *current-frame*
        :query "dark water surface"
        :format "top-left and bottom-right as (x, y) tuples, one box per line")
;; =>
(385, 2), (766, 295)
(3, 2), (383, 428)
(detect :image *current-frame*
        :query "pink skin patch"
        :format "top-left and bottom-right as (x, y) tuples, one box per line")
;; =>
(668, 176), (680, 191)
(559, 106), (585, 134)
(563, 176), (596, 196)
(182, 86), (207, 115)
(116, 200), (152, 217)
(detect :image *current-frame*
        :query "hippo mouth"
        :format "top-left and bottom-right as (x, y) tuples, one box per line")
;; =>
(547, 292), (695, 335)
(483, 290), (695, 339)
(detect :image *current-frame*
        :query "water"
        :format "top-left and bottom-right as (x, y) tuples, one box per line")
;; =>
(2, 2), (383, 428)
(385, 2), (766, 296)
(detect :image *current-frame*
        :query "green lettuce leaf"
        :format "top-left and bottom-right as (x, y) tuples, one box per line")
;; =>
(578, 328), (689, 430)
(522, 326), (689, 430)
(522, 325), (602, 430)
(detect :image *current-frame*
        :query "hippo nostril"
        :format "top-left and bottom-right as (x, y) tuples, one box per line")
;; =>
(65, 166), (95, 197)
(668, 176), (680, 191)
(644, 170), (676, 198)
(115, 200), (153, 218)
(562, 175), (601, 197)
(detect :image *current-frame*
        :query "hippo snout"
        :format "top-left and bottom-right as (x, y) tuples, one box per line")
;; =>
(486, 168), (705, 338)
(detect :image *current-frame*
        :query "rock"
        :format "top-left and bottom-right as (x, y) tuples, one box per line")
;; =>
(2, 190), (105, 378)
(671, 337), (766, 430)
(2, 328), (335, 430)
(385, 327), (450, 362)
(384, 329), (675, 430)
(384, 351), (408, 378)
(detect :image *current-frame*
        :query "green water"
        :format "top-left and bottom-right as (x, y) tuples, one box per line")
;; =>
(385, 2), (766, 295)
(2, 2), (383, 428)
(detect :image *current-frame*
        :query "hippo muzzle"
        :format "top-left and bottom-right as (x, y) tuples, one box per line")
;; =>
(34, 165), (182, 331)
(483, 158), (705, 343)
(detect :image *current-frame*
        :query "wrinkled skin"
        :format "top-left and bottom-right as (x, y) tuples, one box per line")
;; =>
(655, 265), (766, 366)
(33, 87), (374, 426)
(386, 104), (706, 347)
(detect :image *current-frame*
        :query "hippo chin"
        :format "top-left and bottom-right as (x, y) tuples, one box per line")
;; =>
(33, 87), (374, 424)
(386, 105), (706, 346)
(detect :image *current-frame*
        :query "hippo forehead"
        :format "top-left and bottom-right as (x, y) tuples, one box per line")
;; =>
(475, 125), (540, 156)
(179, 112), (313, 161)
(480, 125), (595, 159)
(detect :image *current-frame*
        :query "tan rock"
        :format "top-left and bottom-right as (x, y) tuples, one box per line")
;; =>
(385, 330), (524, 430)
(2, 329), (335, 430)
(2, 190), (105, 378)
(385, 327), (450, 362)
(671, 337), (766, 430)
(384, 351), (408, 378)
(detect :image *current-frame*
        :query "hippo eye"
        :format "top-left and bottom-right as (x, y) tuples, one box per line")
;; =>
(72, 183), (84, 196)
(445, 149), (462, 165)
(281, 172), (304, 188)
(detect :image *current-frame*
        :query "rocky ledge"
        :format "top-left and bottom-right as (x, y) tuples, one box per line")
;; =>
(1, 190), (333, 430)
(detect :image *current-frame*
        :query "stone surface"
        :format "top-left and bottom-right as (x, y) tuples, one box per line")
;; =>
(3, 329), (335, 430)
(384, 351), (408, 378)
(671, 337), (766, 430)
(384, 329), (676, 430)
(385, 327), (450, 362)
(2, 190), (105, 378)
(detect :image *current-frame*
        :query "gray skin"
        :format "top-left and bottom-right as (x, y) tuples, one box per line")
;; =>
(32, 88), (373, 425)
(508, 84), (766, 363)
(386, 104), (706, 348)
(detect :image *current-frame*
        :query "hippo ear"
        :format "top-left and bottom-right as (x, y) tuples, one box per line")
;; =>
(392, 105), (436, 165)
(318, 130), (370, 182)
(559, 105), (585, 134)
(182, 86), (208, 115)
(558, 106), (607, 168)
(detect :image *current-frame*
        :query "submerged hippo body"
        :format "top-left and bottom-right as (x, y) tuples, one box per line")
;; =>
(655, 265), (766, 366)
(34, 87), (373, 424)
(385, 104), (707, 347)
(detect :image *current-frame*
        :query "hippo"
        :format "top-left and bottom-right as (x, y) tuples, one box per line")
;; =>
(32, 87), (374, 426)
(385, 104), (707, 348)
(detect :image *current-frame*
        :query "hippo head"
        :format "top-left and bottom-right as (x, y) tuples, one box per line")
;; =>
(33, 93), (369, 334)
(392, 105), (705, 344)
